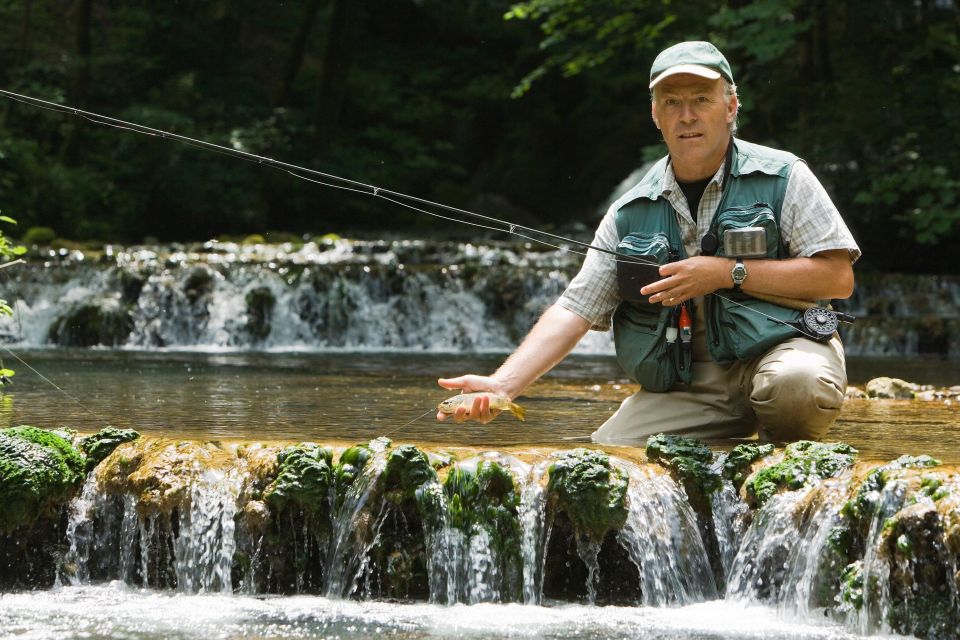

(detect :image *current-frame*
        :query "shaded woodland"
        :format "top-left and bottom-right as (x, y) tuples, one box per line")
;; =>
(0, 0), (958, 272)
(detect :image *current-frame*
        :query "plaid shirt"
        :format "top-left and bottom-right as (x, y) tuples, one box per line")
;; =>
(558, 152), (861, 331)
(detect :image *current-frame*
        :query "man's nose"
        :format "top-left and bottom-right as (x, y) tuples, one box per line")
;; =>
(679, 102), (697, 123)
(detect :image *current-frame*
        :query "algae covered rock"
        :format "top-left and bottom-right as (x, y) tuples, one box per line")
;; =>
(79, 427), (140, 471)
(333, 442), (374, 507)
(841, 454), (941, 537)
(0, 426), (86, 531)
(47, 299), (133, 347)
(263, 443), (334, 519)
(646, 434), (722, 505)
(745, 441), (857, 507)
(722, 443), (775, 490)
(380, 444), (443, 527)
(443, 457), (524, 601)
(547, 448), (628, 541)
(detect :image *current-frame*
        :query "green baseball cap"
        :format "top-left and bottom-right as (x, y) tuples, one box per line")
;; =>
(649, 41), (734, 89)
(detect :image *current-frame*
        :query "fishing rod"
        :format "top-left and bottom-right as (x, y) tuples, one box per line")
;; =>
(0, 88), (852, 344)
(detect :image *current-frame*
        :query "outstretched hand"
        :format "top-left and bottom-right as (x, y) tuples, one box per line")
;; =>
(436, 375), (506, 424)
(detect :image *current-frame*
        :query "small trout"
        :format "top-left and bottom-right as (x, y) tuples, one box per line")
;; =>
(437, 393), (525, 421)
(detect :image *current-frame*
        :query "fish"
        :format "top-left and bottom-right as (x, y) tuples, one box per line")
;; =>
(437, 392), (525, 421)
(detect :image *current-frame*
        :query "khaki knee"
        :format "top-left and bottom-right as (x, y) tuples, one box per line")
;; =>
(750, 360), (844, 442)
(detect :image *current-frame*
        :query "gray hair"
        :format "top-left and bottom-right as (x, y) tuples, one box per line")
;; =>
(724, 78), (739, 136)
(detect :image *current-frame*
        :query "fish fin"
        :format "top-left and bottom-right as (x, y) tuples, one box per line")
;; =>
(509, 402), (525, 421)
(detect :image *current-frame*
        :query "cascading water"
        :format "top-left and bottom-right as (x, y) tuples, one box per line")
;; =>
(616, 462), (717, 606)
(0, 240), (954, 357)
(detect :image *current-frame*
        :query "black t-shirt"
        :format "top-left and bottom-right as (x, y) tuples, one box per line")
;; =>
(675, 141), (734, 223)
(677, 177), (711, 222)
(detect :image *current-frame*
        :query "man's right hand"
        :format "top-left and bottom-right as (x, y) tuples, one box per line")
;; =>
(436, 375), (506, 423)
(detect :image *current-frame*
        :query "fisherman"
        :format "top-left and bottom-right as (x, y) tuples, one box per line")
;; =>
(437, 41), (860, 444)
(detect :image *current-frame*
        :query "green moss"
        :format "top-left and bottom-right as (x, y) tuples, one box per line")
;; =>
(746, 441), (857, 507)
(0, 426), (86, 532)
(722, 443), (775, 489)
(380, 445), (443, 528)
(263, 443), (334, 521)
(547, 448), (628, 541)
(646, 434), (721, 505)
(333, 443), (373, 508)
(79, 427), (140, 471)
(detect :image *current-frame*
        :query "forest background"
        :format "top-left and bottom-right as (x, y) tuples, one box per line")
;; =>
(0, 0), (957, 274)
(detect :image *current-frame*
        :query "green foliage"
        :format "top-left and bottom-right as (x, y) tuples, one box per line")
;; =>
(22, 226), (56, 245)
(0, 0), (956, 268)
(547, 448), (628, 541)
(746, 441), (857, 507)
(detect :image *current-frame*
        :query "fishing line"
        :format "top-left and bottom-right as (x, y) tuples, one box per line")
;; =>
(0, 88), (656, 269)
(0, 343), (114, 424)
(381, 407), (437, 439)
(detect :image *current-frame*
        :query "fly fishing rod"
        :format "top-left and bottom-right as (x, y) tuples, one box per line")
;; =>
(0, 88), (852, 342)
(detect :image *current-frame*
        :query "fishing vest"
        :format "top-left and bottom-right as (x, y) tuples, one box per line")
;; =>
(612, 138), (806, 392)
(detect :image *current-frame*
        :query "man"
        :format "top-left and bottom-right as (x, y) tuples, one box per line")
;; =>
(437, 41), (860, 444)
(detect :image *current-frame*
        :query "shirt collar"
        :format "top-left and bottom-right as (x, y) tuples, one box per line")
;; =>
(660, 139), (733, 196)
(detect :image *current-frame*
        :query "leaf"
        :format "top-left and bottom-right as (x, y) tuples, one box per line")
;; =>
(0, 216), (15, 224)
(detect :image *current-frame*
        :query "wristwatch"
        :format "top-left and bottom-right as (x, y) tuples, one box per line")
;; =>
(731, 258), (747, 290)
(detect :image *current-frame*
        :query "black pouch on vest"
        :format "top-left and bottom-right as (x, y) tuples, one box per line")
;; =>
(616, 232), (670, 302)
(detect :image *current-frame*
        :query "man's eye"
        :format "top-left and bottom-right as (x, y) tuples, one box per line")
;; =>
(665, 98), (680, 106)
(697, 96), (711, 104)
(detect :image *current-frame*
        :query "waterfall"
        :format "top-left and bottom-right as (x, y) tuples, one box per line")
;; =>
(0, 240), (955, 356)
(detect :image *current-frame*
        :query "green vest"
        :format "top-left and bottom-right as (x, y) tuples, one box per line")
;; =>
(611, 138), (805, 392)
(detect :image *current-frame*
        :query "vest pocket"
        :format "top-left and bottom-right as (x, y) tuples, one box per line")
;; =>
(706, 293), (804, 362)
(616, 232), (671, 302)
(712, 202), (778, 257)
(612, 302), (678, 392)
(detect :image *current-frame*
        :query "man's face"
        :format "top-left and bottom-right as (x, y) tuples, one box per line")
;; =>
(651, 74), (737, 180)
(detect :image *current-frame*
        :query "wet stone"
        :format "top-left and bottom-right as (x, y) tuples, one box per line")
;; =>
(546, 448), (628, 542)
(745, 441), (857, 507)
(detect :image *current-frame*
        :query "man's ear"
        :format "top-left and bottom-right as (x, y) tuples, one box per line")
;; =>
(726, 93), (738, 124)
(651, 102), (660, 129)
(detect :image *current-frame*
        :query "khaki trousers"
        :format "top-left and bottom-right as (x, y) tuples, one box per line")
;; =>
(591, 301), (847, 445)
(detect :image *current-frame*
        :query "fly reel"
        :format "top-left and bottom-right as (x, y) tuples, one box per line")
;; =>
(797, 307), (855, 342)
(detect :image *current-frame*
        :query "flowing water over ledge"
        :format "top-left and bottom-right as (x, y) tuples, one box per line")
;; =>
(0, 239), (956, 357)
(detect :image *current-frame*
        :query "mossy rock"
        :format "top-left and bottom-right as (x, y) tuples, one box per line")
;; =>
(547, 448), (628, 542)
(79, 427), (140, 471)
(0, 426), (86, 532)
(722, 443), (775, 490)
(333, 443), (373, 507)
(379, 444), (443, 528)
(48, 300), (134, 347)
(646, 434), (722, 505)
(263, 443), (334, 522)
(745, 441), (857, 507)
(841, 454), (941, 537)
(245, 286), (276, 340)
(443, 458), (524, 599)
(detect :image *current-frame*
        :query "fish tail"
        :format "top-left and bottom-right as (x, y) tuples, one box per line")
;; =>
(508, 402), (525, 421)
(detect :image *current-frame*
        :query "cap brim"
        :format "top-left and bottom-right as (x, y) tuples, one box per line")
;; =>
(649, 64), (722, 89)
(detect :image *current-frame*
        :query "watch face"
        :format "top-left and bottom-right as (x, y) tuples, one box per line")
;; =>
(732, 263), (747, 284)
